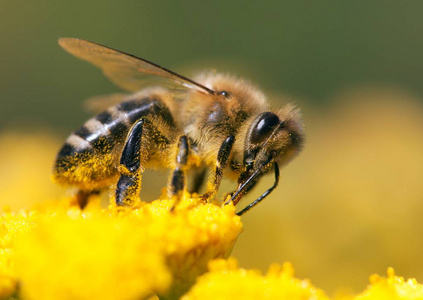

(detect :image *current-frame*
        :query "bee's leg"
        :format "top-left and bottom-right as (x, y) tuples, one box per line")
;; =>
(75, 189), (100, 209)
(236, 163), (280, 216)
(115, 119), (145, 206)
(201, 135), (235, 202)
(168, 135), (189, 210)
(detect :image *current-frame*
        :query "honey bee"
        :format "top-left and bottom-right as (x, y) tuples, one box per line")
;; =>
(53, 38), (304, 215)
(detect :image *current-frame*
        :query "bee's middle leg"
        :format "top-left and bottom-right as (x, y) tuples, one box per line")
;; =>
(168, 135), (190, 210)
(202, 135), (235, 202)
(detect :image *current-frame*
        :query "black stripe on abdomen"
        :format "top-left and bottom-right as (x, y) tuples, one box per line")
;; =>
(57, 143), (78, 158)
(96, 111), (114, 124)
(118, 99), (155, 124)
(74, 126), (93, 140)
(117, 98), (175, 126)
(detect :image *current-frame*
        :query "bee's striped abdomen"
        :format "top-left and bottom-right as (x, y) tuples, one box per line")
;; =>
(53, 97), (175, 190)
(56, 113), (125, 159)
(58, 98), (169, 157)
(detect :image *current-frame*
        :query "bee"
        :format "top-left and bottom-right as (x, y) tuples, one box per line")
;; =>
(53, 38), (304, 215)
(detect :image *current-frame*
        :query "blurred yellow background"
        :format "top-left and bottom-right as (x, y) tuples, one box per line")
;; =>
(1, 0), (423, 296)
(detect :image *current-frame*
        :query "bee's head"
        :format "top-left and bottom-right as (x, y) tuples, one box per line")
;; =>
(231, 105), (304, 205)
(244, 105), (304, 171)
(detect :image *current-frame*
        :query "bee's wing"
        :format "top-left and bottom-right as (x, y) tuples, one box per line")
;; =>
(83, 93), (129, 113)
(58, 38), (215, 95)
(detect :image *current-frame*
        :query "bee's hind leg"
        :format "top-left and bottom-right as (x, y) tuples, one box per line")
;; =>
(75, 189), (100, 209)
(115, 119), (145, 206)
(168, 135), (190, 210)
(201, 135), (235, 202)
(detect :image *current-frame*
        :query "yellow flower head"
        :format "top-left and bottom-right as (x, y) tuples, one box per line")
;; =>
(354, 268), (423, 300)
(0, 207), (39, 299)
(182, 257), (329, 300)
(1, 193), (242, 300)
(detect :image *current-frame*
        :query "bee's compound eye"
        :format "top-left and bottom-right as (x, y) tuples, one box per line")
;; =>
(250, 112), (280, 144)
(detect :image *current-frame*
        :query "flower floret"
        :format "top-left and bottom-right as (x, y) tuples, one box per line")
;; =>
(182, 257), (329, 300)
(354, 267), (423, 300)
(6, 193), (241, 300)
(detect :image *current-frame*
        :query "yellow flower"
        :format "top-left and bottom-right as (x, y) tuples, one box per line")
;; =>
(0, 207), (39, 299)
(2, 193), (423, 300)
(1, 193), (242, 300)
(1, 129), (423, 300)
(354, 268), (423, 300)
(182, 257), (329, 300)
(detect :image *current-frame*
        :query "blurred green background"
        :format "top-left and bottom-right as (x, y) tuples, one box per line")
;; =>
(1, 0), (423, 296)
(2, 1), (423, 130)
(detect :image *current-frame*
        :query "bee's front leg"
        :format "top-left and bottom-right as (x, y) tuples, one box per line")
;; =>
(115, 119), (145, 206)
(201, 135), (235, 202)
(235, 162), (280, 216)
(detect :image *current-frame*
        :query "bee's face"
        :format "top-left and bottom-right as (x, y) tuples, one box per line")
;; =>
(237, 106), (304, 190)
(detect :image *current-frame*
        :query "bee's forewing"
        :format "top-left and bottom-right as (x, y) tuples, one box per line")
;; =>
(58, 38), (214, 95)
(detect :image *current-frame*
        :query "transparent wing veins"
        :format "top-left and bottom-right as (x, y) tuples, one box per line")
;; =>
(58, 38), (215, 95)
